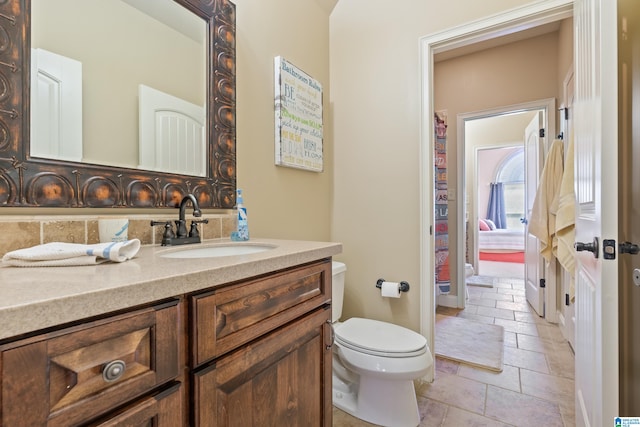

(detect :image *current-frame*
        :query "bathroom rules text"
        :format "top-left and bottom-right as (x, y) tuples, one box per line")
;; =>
(274, 56), (323, 172)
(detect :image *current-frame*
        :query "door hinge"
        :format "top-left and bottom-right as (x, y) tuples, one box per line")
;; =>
(539, 128), (545, 138)
(540, 278), (546, 288)
(430, 225), (433, 235)
(565, 293), (570, 306)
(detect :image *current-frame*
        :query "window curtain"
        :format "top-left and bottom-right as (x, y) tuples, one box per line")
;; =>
(486, 182), (507, 229)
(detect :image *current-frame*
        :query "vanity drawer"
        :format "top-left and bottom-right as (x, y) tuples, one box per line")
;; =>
(0, 300), (181, 427)
(191, 259), (331, 365)
(87, 382), (183, 427)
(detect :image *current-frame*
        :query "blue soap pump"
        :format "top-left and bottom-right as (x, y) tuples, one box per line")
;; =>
(233, 189), (249, 241)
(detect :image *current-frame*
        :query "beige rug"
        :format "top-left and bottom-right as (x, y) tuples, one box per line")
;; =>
(466, 275), (495, 288)
(435, 315), (504, 372)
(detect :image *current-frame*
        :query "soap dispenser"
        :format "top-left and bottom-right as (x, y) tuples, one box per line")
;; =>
(234, 189), (249, 241)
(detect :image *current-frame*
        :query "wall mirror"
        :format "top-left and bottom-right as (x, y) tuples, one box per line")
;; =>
(0, 0), (236, 208)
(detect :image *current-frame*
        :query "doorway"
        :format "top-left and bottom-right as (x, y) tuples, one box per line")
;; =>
(455, 101), (554, 311)
(418, 1), (573, 382)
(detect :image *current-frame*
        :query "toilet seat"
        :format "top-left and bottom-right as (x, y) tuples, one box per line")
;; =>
(335, 317), (427, 358)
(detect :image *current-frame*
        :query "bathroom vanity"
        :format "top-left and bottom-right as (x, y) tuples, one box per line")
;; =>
(0, 238), (340, 426)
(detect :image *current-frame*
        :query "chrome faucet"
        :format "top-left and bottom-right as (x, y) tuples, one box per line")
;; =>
(150, 193), (208, 246)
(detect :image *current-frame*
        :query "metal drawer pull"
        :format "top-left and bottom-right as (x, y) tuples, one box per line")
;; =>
(102, 360), (126, 382)
(326, 320), (335, 350)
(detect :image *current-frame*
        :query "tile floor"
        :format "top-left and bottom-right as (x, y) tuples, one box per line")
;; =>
(332, 276), (576, 427)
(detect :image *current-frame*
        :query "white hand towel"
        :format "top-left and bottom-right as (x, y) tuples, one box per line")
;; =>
(1, 239), (141, 267)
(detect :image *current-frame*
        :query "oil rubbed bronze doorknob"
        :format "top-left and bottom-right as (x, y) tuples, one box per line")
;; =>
(575, 237), (599, 258)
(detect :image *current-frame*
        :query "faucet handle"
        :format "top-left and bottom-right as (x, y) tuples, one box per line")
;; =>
(189, 219), (209, 238)
(150, 221), (175, 246)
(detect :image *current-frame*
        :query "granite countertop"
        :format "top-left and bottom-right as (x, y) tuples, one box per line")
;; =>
(0, 238), (342, 341)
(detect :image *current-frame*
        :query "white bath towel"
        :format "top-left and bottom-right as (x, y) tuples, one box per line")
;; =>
(529, 139), (564, 262)
(555, 136), (576, 301)
(1, 239), (141, 267)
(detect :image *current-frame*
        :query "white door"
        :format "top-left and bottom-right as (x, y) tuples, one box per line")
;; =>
(138, 84), (206, 177)
(30, 48), (83, 162)
(574, 0), (619, 425)
(559, 70), (575, 350)
(524, 112), (544, 316)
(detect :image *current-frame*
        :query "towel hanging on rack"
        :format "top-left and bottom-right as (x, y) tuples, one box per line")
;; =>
(529, 139), (565, 262)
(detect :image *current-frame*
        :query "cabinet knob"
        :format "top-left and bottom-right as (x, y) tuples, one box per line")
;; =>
(102, 360), (126, 382)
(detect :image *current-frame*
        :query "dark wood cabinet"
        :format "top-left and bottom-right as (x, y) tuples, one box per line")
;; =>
(0, 259), (333, 426)
(191, 259), (333, 426)
(193, 306), (332, 426)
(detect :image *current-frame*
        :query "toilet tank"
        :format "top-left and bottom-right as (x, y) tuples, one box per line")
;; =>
(331, 261), (346, 322)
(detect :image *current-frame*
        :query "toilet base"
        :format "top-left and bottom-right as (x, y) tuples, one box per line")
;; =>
(333, 374), (421, 427)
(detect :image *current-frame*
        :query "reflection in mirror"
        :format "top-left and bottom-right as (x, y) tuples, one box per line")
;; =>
(0, 0), (236, 208)
(30, 0), (206, 176)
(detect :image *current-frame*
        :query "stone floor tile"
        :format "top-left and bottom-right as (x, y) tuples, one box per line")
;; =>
(503, 346), (549, 373)
(332, 407), (376, 426)
(485, 385), (564, 427)
(513, 310), (547, 324)
(416, 396), (448, 426)
(457, 363), (521, 392)
(520, 368), (575, 409)
(418, 372), (487, 415)
(503, 331), (518, 348)
(435, 357), (460, 375)
(441, 406), (512, 427)
(494, 318), (540, 336)
(545, 343), (575, 380)
(496, 300), (531, 312)
(476, 306), (516, 320)
(517, 333), (555, 353)
(467, 298), (499, 308)
(456, 311), (497, 324)
(481, 292), (514, 302)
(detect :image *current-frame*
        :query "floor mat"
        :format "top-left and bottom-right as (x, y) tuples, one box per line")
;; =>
(466, 275), (496, 288)
(435, 315), (504, 372)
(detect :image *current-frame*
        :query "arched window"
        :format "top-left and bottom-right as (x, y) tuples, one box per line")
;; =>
(496, 148), (525, 230)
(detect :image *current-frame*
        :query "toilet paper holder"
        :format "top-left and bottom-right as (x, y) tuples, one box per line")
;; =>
(376, 279), (410, 293)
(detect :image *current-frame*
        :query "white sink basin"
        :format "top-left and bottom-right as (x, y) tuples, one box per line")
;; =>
(159, 244), (275, 259)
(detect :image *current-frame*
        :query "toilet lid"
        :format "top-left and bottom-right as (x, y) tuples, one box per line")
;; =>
(335, 317), (427, 356)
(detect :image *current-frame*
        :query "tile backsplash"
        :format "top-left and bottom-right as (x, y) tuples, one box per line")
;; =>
(0, 213), (237, 256)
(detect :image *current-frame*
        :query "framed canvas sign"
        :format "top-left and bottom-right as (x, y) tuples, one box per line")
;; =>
(274, 56), (323, 172)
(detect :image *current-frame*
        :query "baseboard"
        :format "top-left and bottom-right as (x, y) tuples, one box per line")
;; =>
(437, 293), (459, 308)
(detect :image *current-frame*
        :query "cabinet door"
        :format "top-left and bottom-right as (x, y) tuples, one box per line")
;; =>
(193, 307), (332, 427)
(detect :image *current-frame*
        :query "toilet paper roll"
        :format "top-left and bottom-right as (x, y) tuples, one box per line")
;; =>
(380, 281), (401, 298)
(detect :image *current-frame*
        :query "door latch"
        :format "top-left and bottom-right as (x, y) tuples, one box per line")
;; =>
(603, 239), (616, 260)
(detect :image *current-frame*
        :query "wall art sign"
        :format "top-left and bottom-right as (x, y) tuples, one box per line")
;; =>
(274, 56), (323, 172)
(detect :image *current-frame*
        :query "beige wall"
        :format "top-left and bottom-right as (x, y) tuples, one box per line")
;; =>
(234, 0), (333, 242)
(330, 0), (568, 331)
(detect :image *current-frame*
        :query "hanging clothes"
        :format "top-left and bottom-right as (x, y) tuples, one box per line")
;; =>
(486, 182), (507, 229)
(529, 139), (564, 262)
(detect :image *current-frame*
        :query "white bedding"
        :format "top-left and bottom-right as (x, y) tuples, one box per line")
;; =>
(478, 229), (525, 252)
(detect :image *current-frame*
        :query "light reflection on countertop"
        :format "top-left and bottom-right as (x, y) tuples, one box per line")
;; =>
(0, 238), (341, 341)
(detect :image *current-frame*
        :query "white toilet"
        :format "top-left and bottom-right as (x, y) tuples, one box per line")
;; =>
(331, 261), (433, 427)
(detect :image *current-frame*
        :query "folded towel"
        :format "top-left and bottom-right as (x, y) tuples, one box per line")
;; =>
(1, 239), (141, 267)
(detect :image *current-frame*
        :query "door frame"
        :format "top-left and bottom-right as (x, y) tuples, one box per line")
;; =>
(419, 0), (573, 379)
(455, 100), (556, 314)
